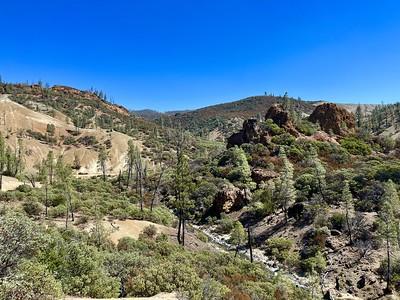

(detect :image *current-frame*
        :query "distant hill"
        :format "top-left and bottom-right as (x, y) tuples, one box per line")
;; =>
(160, 95), (318, 139)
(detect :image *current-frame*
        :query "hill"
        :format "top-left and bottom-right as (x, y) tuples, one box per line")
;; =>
(158, 95), (318, 140)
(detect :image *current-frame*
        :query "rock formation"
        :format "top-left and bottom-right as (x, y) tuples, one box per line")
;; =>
(209, 184), (250, 216)
(265, 104), (299, 136)
(309, 103), (355, 136)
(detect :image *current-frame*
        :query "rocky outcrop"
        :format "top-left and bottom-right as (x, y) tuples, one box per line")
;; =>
(227, 118), (263, 147)
(209, 184), (250, 216)
(309, 103), (355, 136)
(251, 168), (279, 184)
(265, 104), (299, 136)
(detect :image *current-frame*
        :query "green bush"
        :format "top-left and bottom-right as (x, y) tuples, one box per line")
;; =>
(340, 137), (372, 156)
(263, 119), (284, 135)
(271, 133), (295, 146)
(329, 212), (346, 231)
(22, 201), (44, 216)
(215, 214), (235, 234)
(301, 251), (326, 274)
(265, 237), (294, 263)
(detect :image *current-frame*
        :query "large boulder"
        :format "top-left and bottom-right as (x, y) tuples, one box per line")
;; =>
(309, 103), (355, 136)
(227, 118), (263, 147)
(209, 184), (251, 216)
(251, 168), (279, 184)
(265, 104), (299, 136)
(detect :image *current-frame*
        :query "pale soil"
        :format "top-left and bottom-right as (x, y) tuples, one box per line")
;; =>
(47, 217), (212, 252)
(0, 95), (148, 175)
(0, 175), (39, 192)
(65, 292), (178, 300)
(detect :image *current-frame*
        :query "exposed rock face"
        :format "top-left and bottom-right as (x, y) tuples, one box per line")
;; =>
(265, 104), (299, 136)
(209, 184), (250, 216)
(251, 168), (279, 184)
(227, 118), (263, 147)
(309, 103), (355, 136)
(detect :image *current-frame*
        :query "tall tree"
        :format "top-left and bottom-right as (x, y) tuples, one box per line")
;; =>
(46, 151), (55, 185)
(36, 160), (49, 217)
(172, 127), (194, 246)
(355, 104), (363, 128)
(132, 145), (146, 211)
(0, 133), (5, 191)
(342, 181), (354, 245)
(230, 221), (246, 257)
(278, 147), (296, 223)
(97, 146), (108, 182)
(126, 140), (135, 188)
(308, 147), (326, 202)
(378, 180), (399, 294)
(55, 156), (74, 228)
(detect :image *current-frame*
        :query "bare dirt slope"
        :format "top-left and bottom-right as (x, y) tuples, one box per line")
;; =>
(65, 292), (178, 300)
(0, 95), (146, 176)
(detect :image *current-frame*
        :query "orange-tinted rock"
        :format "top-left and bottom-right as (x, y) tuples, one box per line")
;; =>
(309, 103), (355, 136)
(265, 104), (299, 136)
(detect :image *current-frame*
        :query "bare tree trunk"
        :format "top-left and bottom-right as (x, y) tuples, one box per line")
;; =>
(65, 203), (69, 229)
(345, 207), (353, 245)
(182, 218), (185, 247)
(0, 173), (2, 191)
(45, 184), (48, 217)
(177, 210), (182, 244)
(247, 226), (253, 263)
(386, 235), (392, 294)
(151, 169), (164, 212)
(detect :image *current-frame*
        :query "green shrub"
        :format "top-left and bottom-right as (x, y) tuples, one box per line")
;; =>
(140, 225), (158, 240)
(263, 119), (284, 135)
(265, 237), (294, 263)
(22, 201), (44, 216)
(340, 137), (372, 156)
(215, 214), (235, 234)
(271, 133), (295, 146)
(196, 231), (209, 243)
(301, 251), (326, 274)
(329, 212), (346, 230)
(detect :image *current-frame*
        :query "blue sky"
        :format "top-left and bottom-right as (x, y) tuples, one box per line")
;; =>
(1, 0), (400, 111)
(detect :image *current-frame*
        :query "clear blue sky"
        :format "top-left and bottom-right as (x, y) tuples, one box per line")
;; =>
(1, 1), (400, 111)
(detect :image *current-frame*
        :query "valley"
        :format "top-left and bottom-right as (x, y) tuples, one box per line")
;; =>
(1, 82), (400, 300)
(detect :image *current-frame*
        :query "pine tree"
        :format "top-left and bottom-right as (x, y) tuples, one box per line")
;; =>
(173, 152), (194, 246)
(378, 180), (399, 294)
(355, 104), (363, 128)
(278, 147), (296, 223)
(342, 181), (354, 245)
(97, 146), (108, 182)
(230, 221), (246, 257)
(55, 156), (74, 228)
(0, 133), (5, 191)
(308, 147), (326, 202)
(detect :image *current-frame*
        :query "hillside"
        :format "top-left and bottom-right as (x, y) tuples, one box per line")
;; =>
(157, 96), (317, 140)
(0, 94), (145, 176)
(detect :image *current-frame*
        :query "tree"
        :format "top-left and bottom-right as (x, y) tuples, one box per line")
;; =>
(46, 123), (55, 136)
(126, 140), (135, 188)
(0, 212), (44, 277)
(355, 104), (363, 128)
(277, 147), (296, 223)
(378, 180), (399, 294)
(98, 145), (108, 181)
(308, 147), (326, 202)
(0, 133), (5, 191)
(55, 156), (74, 228)
(173, 153), (194, 246)
(132, 145), (146, 211)
(230, 221), (246, 257)
(342, 181), (354, 245)
(37, 159), (50, 216)
(46, 151), (55, 185)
